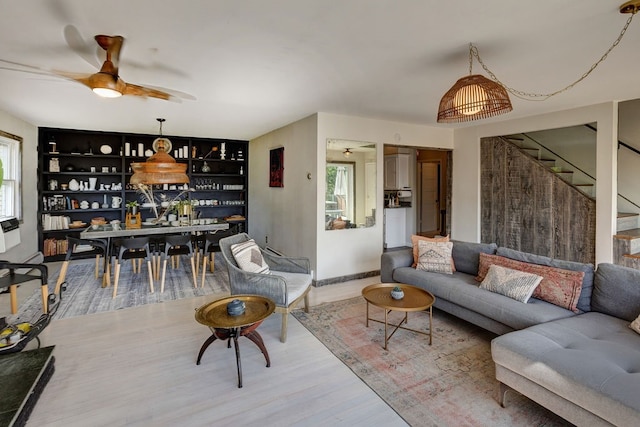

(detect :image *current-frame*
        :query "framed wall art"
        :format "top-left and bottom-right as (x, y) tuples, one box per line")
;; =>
(269, 147), (284, 187)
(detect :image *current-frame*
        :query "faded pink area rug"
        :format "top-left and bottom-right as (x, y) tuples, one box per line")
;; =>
(293, 297), (571, 427)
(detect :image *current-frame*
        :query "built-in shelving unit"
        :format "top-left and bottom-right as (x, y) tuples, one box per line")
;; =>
(38, 127), (248, 261)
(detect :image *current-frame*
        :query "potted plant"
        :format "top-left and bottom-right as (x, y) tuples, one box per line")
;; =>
(390, 286), (404, 300)
(126, 200), (139, 215)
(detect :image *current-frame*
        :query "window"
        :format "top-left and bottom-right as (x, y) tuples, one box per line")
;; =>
(0, 131), (22, 220)
(326, 162), (355, 227)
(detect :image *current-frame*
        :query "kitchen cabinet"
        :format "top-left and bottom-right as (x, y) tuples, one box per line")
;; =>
(38, 127), (248, 261)
(384, 154), (411, 190)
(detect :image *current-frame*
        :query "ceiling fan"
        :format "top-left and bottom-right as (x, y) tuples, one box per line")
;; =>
(56, 34), (181, 101)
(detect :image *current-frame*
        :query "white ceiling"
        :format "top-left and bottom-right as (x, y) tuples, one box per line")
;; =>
(1, 0), (640, 140)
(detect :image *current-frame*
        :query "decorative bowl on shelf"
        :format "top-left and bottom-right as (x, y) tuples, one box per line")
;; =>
(390, 286), (404, 300)
(99, 145), (112, 154)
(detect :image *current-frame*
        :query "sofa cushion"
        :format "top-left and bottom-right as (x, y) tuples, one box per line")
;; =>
(492, 312), (640, 425)
(592, 263), (640, 322)
(410, 234), (450, 268)
(477, 253), (584, 313)
(451, 240), (498, 276)
(496, 247), (594, 312)
(231, 239), (270, 274)
(392, 267), (575, 330)
(480, 265), (542, 303)
(416, 240), (453, 274)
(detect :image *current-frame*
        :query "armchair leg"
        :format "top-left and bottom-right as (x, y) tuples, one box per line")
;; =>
(280, 313), (288, 343)
(304, 293), (310, 313)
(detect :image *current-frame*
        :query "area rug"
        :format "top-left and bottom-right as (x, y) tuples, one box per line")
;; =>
(13, 253), (230, 323)
(292, 297), (571, 427)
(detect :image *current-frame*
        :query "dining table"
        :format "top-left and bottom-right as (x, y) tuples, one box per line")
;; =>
(80, 221), (230, 286)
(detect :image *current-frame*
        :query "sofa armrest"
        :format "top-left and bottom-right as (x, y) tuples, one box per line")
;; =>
(380, 248), (413, 283)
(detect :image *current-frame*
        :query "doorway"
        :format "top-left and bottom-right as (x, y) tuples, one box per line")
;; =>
(419, 162), (440, 235)
(417, 149), (450, 237)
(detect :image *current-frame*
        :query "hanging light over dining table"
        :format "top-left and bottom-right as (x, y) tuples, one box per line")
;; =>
(130, 118), (189, 185)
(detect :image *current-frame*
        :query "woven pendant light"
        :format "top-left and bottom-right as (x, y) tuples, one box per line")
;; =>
(130, 119), (189, 185)
(437, 74), (512, 123)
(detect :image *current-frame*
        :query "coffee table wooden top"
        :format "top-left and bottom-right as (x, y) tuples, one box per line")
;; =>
(195, 295), (275, 329)
(362, 283), (435, 312)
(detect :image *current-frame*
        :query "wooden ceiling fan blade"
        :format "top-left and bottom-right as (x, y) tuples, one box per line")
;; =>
(123, 83), (174, 101)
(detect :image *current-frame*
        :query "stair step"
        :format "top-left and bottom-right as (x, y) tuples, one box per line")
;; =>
(575, 183), (594, 197)
(521, 148), (540, 159)
(552, 170), (573, 184)
(539, 158), (555, 165)
(617, 213), (640, 233)
(614, 227), (640, 239)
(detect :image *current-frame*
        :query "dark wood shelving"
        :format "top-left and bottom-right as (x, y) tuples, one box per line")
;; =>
(38, 127), (248, 260)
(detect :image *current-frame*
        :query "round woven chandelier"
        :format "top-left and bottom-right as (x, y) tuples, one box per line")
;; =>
(437, 1), (640, 123)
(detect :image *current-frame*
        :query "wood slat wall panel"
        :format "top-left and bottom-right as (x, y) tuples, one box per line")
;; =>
(480, 137), (595, 264)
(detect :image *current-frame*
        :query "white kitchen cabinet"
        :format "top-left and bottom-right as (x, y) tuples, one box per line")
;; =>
(384, 154), (411, 190)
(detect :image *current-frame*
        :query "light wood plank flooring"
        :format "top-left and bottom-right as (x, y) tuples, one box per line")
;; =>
(4, 271), (406, 426)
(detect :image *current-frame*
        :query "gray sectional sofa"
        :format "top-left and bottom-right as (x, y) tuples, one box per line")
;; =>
(380, 241), (640, 426)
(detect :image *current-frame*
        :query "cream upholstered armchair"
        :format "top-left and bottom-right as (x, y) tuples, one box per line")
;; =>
(219, 233), (312, 343)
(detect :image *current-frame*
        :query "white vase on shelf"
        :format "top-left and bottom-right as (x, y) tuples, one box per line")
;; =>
(89, 177), (97, 191)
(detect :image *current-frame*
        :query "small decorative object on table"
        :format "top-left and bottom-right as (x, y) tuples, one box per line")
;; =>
(390, 286), (404, 300)
(227, 299), (246, 316)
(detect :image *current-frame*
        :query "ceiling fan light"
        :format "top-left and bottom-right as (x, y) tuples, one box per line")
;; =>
(92, 87), (122, 98)
(437, 74), (512, 123)
(343, 148), (352, 158)
(88, 72), (125, 98)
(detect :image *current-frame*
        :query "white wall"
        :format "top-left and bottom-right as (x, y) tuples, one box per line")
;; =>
(248, 114), (318, 272)
(451, 102), (618, 264)
(316, 113), (453, 281)
(0, 109), (38, 262)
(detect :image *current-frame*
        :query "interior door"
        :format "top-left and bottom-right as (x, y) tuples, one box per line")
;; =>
(419, 162), (440, 235)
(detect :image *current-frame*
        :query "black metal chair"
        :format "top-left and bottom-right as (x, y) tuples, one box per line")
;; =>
(54, 236), (108, 296)
(199, 233), (224, 287)
(160, 234), (198, 292)
(111, 237), (154, 298)
(0, 261), (49, 314)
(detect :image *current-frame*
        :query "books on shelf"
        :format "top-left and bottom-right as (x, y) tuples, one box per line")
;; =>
(43, 238), (68, 257)
(41, 214), (70, 231)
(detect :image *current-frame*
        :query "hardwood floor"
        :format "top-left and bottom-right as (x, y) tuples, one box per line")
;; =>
(6, 271), (406, 426)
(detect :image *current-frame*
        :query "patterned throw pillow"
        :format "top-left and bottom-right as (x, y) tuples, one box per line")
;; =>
(480, 264), (543, 303)
(416, 240), (454, 274)
(230, 239), (270, 274)
(411, 235), (455, 271)
(631, 313), (640, 335)
(476, 253), (584, 312)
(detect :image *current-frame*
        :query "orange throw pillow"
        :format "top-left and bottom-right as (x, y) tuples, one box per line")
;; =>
(411, 235), (451, 268)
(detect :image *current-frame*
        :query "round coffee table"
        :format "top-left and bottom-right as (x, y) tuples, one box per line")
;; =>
(195, 295), (275, 388)
(361, 283), (435, 350)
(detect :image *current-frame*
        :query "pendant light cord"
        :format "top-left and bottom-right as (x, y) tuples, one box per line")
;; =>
(471, 12), (635, 101)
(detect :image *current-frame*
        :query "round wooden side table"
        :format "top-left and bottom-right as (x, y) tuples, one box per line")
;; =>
(195, 295), (275, 388)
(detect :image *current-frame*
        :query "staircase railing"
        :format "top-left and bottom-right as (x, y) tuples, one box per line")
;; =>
(583, 124), (640, 212)
(518, 132), (595, 181)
